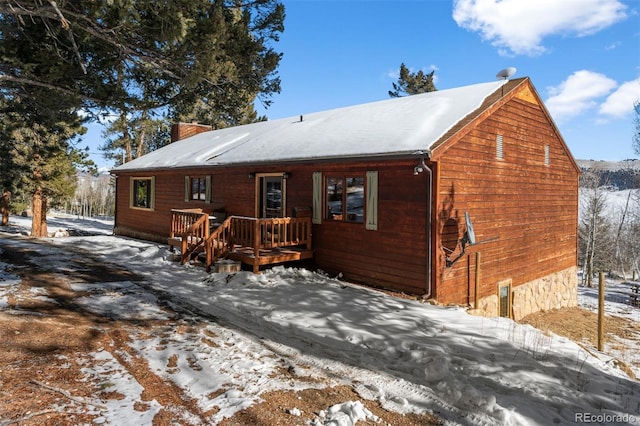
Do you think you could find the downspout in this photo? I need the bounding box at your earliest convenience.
[413,151,433,298]
[425,164,433,298]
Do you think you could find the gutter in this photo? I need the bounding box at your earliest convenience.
[110,150,435,175]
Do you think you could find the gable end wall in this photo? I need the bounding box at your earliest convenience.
[432,94,579,313]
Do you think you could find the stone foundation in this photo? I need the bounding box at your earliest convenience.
[114,226,166,244]
[468,266,578,320]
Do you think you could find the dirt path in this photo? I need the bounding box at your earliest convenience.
[0,236,441,425]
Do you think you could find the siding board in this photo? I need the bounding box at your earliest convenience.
[431,83,578,305]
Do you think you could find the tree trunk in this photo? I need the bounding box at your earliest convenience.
[587,227,595,288]
[1,190,9,226]
[137,129,146,159]
[30,190,48,237]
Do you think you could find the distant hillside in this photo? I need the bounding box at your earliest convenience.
[576,159,640,171]
[576,159,640,190]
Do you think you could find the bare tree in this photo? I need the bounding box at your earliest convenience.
[621,189,640,279]
[579,170,615,286]
[66,173,115,219]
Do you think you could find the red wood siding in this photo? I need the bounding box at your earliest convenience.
[431,94,579,305]
[312,160,430,295]
[115,160,431,294]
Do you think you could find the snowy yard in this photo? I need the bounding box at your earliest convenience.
[0,214,639,425]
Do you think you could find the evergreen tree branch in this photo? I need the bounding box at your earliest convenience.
[47,0,87,74]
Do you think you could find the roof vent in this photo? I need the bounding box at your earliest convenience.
[544,145,550,165]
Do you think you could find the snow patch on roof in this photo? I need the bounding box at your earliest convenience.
[113,80,507,171]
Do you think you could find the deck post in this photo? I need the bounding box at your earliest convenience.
[598,272,605,351]
[253,218,260,272]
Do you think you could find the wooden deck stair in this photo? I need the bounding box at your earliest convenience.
[169,209,313,273]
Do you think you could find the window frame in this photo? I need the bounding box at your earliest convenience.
[498,279,512,318]
[254,173,287,218]
[130,176,155,211]
[190,176,207,201]
[324,174,365,224]
[184,175,212,204]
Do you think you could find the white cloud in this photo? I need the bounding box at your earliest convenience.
[605,41,622,50]
[545,70,617,122]
[598,79,640,118]
[452,0,627,56]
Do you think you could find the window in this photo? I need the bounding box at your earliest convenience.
[191,177,206,200]
[184,175,211,203]
[130,177,155,210]
[326,176,364,223]
[498,280,512,318]
[313,171,377,228]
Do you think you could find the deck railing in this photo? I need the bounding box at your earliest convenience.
[169,209,210,264]
[230,216,311,247]
[170,210,313,270]
[169,209,206,238]
[204,216,234,269]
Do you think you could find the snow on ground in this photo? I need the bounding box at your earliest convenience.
[1,214,640,425]
[578,278,640,378]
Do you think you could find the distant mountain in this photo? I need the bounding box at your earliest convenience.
[576,159,640,171]
[576,159,640,190]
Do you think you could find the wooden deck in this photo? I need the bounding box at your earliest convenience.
[169,209,313,273]
[227,246,314,267]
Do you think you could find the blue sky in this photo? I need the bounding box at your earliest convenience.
[85,0,640,170]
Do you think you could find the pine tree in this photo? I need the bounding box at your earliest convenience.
[389,63,437,97]
[0,6,96,235]
[0,0,284,226]
[0,1,285,163]
[0,93,95,236]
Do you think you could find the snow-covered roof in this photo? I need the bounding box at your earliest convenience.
[113,79,508,172]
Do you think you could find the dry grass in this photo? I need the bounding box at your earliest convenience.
[520,306,640,379]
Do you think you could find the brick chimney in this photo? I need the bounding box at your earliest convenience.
[170,122,213,142]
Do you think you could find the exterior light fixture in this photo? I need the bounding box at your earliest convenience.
[414,157,428,175]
